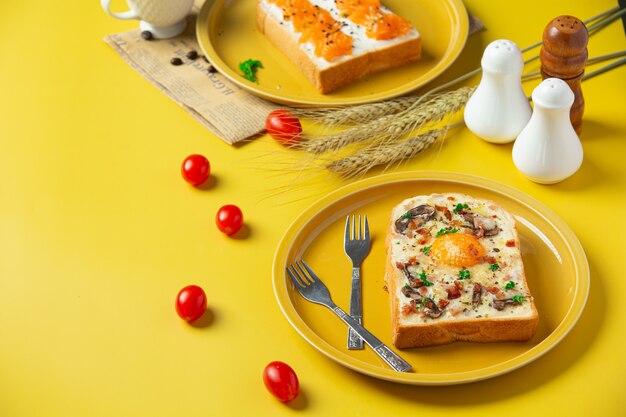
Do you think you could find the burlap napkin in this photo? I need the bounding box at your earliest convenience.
[104,1,279,145]
[104,1,483,145]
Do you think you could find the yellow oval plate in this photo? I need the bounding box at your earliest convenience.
[272,171,589,385]
[196,0,468,106]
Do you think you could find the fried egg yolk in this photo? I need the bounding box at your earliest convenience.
[429,233,485,267]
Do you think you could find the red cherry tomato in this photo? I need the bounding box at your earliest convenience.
[263,361,299,402]
[216,205,243,236]
[175,285,207,322]
[181,154,210,186]
[265,110,302,146]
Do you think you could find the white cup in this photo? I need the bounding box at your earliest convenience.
[101,0,194,39]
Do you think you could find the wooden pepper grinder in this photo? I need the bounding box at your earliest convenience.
[540,15,589,135]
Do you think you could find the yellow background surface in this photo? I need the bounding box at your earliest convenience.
[1,0,625,416]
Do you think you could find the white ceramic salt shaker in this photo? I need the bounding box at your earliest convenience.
[512,78,583,184]
[464,40,532,144]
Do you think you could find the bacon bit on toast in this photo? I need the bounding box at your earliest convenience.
[406,257,418,266]
[402,300,417,316]
[483,255,497,265]
[446,282,462,299]
[506,240,516,247]
[435,205,452,221]
[472,283,482,305]
[448,307,462,317]
[486,286,506,299]
[438,299,449,309]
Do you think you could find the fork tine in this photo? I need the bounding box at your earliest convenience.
[359,214,363,240]
[300,259,318,283]
[364,215,370,242]
[353,215,357,240]
[291,261,309,287]
[295,261,312,285]
[344,215,350,243]
[286,265,305,289]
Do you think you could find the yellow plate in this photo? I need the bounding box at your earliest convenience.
[196,0,469,106]
[272,171,590,385]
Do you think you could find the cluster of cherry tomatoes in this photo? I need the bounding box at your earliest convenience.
[174,110,303,402]
[176,154,244,324]
[181,154,244,236]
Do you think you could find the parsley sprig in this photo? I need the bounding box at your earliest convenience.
[512,295,525,303]
[489,263,500,271]
[505,281,515,290]
[422,245,431,255]
[419,272,434,286]
[436,228,458,237]
[453,203,469,214]
[458,269,471,280]
[239,59,263,83]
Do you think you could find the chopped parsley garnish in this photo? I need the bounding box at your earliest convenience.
[489,263,500,271]
[453,203,469,214]
[505,281,516,290]
[458,269,471,280]
[401,211,412,219]
[422,245,431,255]
[512,295,524,303]
[436,228,458,237]
[404,284,411,290]
[419,272,434,286]
[239,59,263,83]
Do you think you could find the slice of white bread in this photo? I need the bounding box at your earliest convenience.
[256,0,421,94]
[385,193,539,348]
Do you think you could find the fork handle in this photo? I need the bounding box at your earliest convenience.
[348,267,364,350]
[330,304,412,372]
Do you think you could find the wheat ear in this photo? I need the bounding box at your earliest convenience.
[299,87,474,154]
[327,128,446,178]
[292,95,418,126]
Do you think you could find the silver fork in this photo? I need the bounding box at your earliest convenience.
[287,260,412,373]
[344,215,371,350]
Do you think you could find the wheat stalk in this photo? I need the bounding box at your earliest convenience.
[292,95,418,126]
[299,86,474,154]
[327,128,446,177]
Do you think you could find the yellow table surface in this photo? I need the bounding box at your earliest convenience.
[1,0,625,415]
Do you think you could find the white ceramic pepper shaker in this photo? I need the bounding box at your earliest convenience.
[464,40,532,143]
[512,78,583,184]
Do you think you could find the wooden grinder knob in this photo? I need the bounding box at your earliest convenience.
[540,15,588,134]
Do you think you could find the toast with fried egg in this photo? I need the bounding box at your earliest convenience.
[385,193,539,348]
[256,0,421,93]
